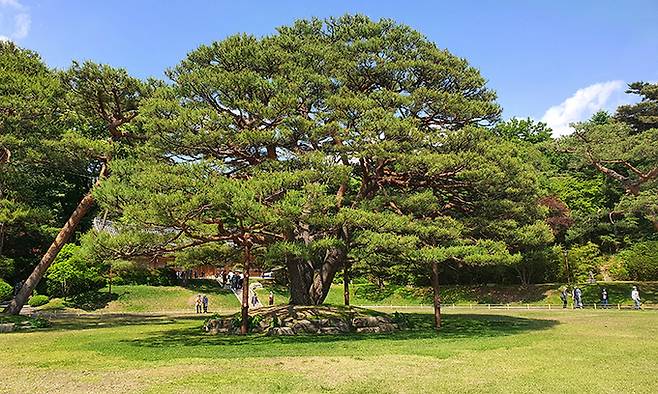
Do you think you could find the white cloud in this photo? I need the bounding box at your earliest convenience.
[13,12,29,38]
[0,0,23,8]
[0,0,30,41]
[541,80,625,137]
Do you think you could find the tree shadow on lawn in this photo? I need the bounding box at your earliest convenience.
[182,279,234,296]
[121,313,558,357]
[356,283,559,304]
[40,313,207,331]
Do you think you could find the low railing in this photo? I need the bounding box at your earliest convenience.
[357,303,657,310]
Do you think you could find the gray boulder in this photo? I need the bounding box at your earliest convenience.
[269,327,295,336]
[291,319,318,334]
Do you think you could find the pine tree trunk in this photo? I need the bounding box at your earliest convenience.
[343,261,350,306]
[240,243,252,335]
[4,191,96,315]
[432,260,442,329]
[286,247,345,305]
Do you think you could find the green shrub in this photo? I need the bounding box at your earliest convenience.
[606,256,629,280]
[0,278,12,302]
[617,241,658,281]
[30,316,51,328]
[230,314,263,330]
[565,242,603,282]
[0,256,15,279]
[110,261,176,286]
[28,294,49,307]
[46,244,105,298]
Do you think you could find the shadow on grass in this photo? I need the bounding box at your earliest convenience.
[39,313,207,331]
[122,313,558,352]
[182,279,234,296]
[351,283,561,305]
[63,291,119,311]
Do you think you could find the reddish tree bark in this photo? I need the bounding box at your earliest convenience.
[431,260,442,329]
[240,240,252,335]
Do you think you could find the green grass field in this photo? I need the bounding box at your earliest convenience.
[1,309,657,393]
[36,281,658,315]
[262,281,658,307]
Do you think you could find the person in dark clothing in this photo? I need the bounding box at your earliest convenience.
[574,287,583,309]
[601,288,609,309]
[202,294,209,313]
[13,280,24,296]
[560,288,569,309]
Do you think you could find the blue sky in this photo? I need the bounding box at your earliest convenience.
[2,0,657,135]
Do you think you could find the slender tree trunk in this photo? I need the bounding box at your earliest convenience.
[4,163,106,315]
[431,260,441,329]
[341,224,350,306]
[240,242,252,335]
[4,191,96,315]
[343,261,350,306]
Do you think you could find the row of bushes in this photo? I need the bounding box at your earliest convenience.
[565,240,658,282]
[39,244,178,302]
[0,279,50,307]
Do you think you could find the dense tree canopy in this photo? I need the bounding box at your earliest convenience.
[2,16,657,328]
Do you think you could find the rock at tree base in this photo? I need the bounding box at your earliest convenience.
[269,327,295,336]
[0,323,16,333]
[203,305,399,336]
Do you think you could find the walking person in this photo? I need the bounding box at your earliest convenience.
[560,287,569,309]
[631,286,642,310]
[268,291,274,306]
[202,294,209,313]
[230,272,237,290]
[251,291,259,307]
[574,287,583,309]
[195,294,202,314]
[600,288,609,309]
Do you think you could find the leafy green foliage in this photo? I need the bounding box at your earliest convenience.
[108,260,176,286]
[617,241,658,280]
[27,294,49,307]
[615,82,658,132]
[565,242,603,282]
[0,278,12,301]
[493,118,552,144]
[45,244,105,298]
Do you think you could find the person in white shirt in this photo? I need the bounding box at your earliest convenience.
[631,286,641,310]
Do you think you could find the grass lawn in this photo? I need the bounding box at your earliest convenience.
[37,281,658,315]
[40,281,239,314]
[265,281,658,307]
[1,309,657,393]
